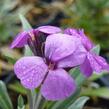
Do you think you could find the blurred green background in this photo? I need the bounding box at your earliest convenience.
[1,0,109,109]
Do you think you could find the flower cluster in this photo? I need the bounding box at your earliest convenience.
[11,26,109,101]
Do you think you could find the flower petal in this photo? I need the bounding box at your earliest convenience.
[41,69,76,101]
[64,28,80,37]
[45,33,81,62]
[79,29,94,50]
[94,55,109,70]
[87,52,109,73]
[57,42,86,68]
[64,28,94,51]
[10,31,29,48]
[11,26,61,49]
[80,56,93,77]
[37,25,62,34]
[14,56,48,89]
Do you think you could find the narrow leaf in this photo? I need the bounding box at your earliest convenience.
[17,95,25,109]
[91,44,100,55]
[68,96,89,109]
[0,81,13,109]
[70,67,86,86]
[81,87,109,99]
[19,14,32,31]
[24,45,33,56]
[5,56,16,64]
[69,67,80,79]
[8,82,27,95]
[19,14,33,56]
[89,72,107,81]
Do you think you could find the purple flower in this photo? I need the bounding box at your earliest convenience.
[11,25,62,48]
[64,28,109,77]
[14,33,86,100]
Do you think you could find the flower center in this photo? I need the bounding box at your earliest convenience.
[45,58,56,70]
[48,62,55,70]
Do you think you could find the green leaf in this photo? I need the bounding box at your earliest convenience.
[5,56,16,64]
[89,72,107,81]
[19,14,32,31]
[8,82,27,95]
[24,45,33,56]
[19,14,33,56]
[75,73,86,86]
[70,67,86,86]
[81,87,109,99]
[0,80,13,109]
[69,67,81,79]
[17,95,25,109]
[68,96,89,109]
[91,44,100,55]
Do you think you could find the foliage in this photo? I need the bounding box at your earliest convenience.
[17,95,25,109]
[0,0,31,42]
[67,96,89,109]
[81,87,109,99]
[0,81,13,109]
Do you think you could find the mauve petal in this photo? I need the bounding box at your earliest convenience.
[41,69,76,101]
[10,31,29,48]
[94,55,109,70]
[45,33,81,62]
[57,42,86,68]
[80,56,93,77]
[64,28,94,51]
[64,28,79,37]
[88,53,109,73]
[37,25,62,34]
[11,26,61,49]
[79,29,94,50]
[14,56,48,89]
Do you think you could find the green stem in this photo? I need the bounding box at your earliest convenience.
[32,90,38,109]
[27,90,33,109]
[27,90,37,109]
[34,92,42,109]
[27,89,47,109]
